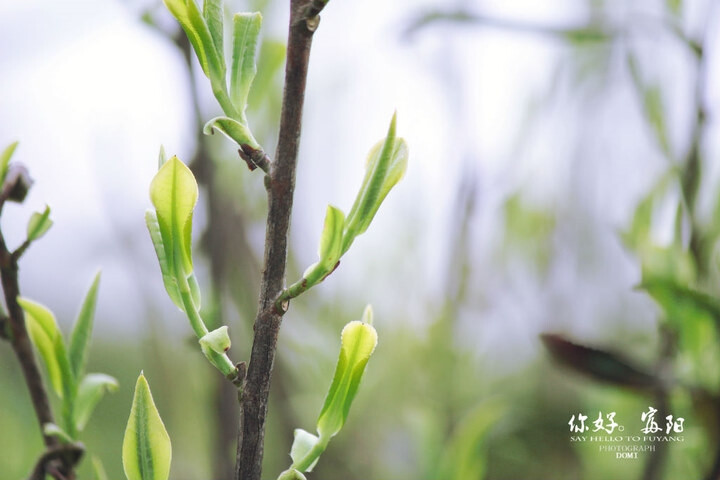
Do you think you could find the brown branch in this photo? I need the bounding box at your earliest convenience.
[0,218,77,479]
[235,1,316,479]
[27,443,83,480]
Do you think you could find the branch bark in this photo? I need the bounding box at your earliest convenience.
[0,209,76,479]
[235,1,317,478]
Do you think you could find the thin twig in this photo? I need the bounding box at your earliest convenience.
[27,443,84,480]
[236,1,316,479]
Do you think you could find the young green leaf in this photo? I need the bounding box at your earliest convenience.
[316,310,378,442]
[145,211,183,311]
[277,469,308,480]
[203,0,225,65]
[203,116,260,149]
[230,13,262,115]
[26,205,53,242]
[163,0,224,84]
[290,429,321,472]
[285,205,345,298]
[75,373,119,432]
[0,141,18,185]
[19,298,72,397]
[199,325,231,355]
[68,272,101,378]
[149,156,198,282]
[123,373,172,480]
[157,146,168,170]
[343,113,408,253]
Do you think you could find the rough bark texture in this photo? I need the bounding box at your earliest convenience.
[235,1,317,478]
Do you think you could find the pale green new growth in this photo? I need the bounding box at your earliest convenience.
[280,115,408,304]
[123,373,172,480]
[20,298,70,398]
[316,315,377,441]
[75,373,119,432]
[26,206,53,242]
[21,277,117,439]
[204,116,260,150]
[68,272,101,378]
[283,308,378,476]
[231,13,262,117]
[343,113,408,253]
[149,156,198,281]
[0,141,18,184]
[43,423,73,443]
[200,325,231,355]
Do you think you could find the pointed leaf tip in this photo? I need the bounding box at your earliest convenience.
[123,373,171,480]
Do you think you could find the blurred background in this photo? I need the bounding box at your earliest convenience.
[1,0,719,478]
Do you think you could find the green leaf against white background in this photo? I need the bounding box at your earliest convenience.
[68,272,101,378]
[123,373,172,480]
[203,116,260,149]
[230,12,262,115]
[26,205,53,242]
[343,114,408,253]
[149,156,198,281]
[19,297,72,398]
[163,0,224,82]
[0,141,18,185]
[316,309,378,442]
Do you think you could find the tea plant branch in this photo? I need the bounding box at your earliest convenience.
[27,443,84,480]
[0,194,78,478]
[236,1,316,478]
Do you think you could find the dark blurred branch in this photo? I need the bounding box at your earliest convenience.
[0,170,77,479]
[237,1,316,478]
[27,443,83,480]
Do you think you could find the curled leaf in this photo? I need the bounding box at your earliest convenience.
[290,429,320,472]
[316,313,378,441]
[343,113,408,253]
[145,211,183,311]
[199,325,231,355]
[123,373,172,480]
[203,116,260,149]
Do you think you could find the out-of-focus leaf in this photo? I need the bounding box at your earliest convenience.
[75,373,119,432]
[667,0,682,15]
[248,39,286,112]
[145,211,183,310]
[123,373,172,480]
[541,333,659,390]
[20,298,73,398]
[92,455,110,480]
[640,245,696,287]
[149,156,198,281]
[277,469,307,480]
[640,277,720,325]
[68,272,101,378]
[43,423,73,443]
[317,307,378,441]
[230,13,262,115]
[628,55,671,159]
[26,205,53,242]
[204,116,260,149]
[290,429,320,472]
[0,141,18,184]
[438,400,506,480]
[343,113,408,253]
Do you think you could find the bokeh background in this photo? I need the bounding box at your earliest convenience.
[1,0,720,478]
